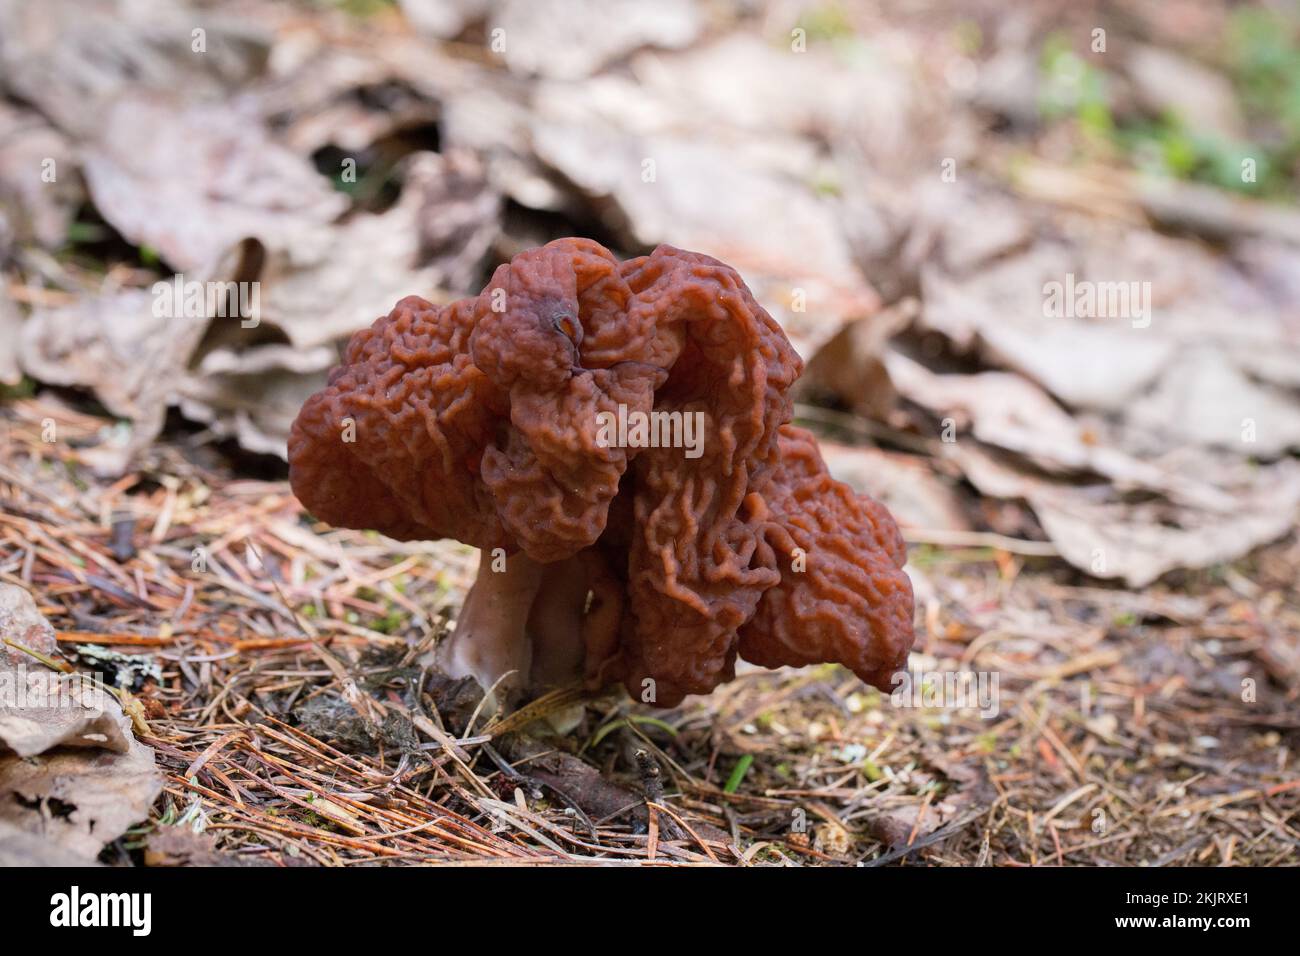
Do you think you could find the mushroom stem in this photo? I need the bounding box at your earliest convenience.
[527,557,590,689]
[435,549,622,708]
[435,549,545,701]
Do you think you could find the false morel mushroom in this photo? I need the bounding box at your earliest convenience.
[290,238,914,707]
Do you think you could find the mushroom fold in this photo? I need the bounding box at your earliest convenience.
[290,238,914,707]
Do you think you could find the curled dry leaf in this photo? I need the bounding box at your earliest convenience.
[441,84,574,211]
[884,350,1234,510]
[0,819,98,866]
[886,352,1300,583]
[0,294,21,386]
[0,675,131,759]
[144,826,275,867]
[0,0,270,138]
[0,584,161,859]
[21,146,499,466]
[1128,347,1300,457]
[0,580,58,664]
[82,92,347,277]
[172,150,501,458]
[951,445,1300,588]
[819,442,970,534]
[533,83,877,356]
[492,0,701,80]
[920,188,1300,455]
[861,791,977,855]
[796,301,915,422]
[18,288,209,474]
[249,30,466,158]
[250,150,500,351]
[397,0,490,40]
[0,736,161,860]
[0,102,83,249]
[179,344,338,459]
[637,33,928,173]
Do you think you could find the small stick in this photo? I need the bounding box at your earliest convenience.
[57,630,176,646]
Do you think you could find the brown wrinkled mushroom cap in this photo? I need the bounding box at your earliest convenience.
[290,238,913,707]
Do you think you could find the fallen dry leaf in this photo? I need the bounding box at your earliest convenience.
[0,580,58,665]
[533,81,877,356]
[0,736,161,860]
[492,0,700,80]
[0,0,270,138]
[1128,347,1300,457]
[170,150,501,458]
[0,675,130,759]
[144,826,274,867]
[797,301,914,421]
[951,445,1300,587]
[0,818,98,866]
[18,287,209,474]
[83,92,347,277]
[1126,44,1244,143]
[0,294,21,385]
[0,102,83,249]
[819,441,970,533]
[179,344,337,459]
[913,186,1300,451]
[397,0,490,40]
[249,150,499,352]
[635,33,928,172]
[0,584,161,859]
[441,83,574,211]
[885,350,1235,510]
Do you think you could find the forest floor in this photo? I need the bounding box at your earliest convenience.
[3,0,1299,866]
[2,395,1296,866]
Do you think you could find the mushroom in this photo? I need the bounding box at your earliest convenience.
[289,238,913,708]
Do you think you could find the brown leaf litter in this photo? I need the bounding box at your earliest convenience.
[0,0,1298,866]
[0,582,162,862]
[0,398,1295,866]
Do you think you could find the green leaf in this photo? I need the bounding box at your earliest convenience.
[588,718,627,749]
[626,715,679,737]
[724,754,755,793]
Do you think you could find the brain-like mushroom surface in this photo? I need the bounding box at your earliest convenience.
[290,238,913,707]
